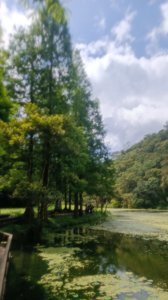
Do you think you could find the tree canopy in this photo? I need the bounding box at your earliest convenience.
[0,0,115,221]
[114,126,168,208]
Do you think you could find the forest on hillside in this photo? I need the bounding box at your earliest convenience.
[0,0,115,221]
[114,125,168,208]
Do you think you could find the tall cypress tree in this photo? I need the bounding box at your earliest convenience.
[8,0,76,220]
[1,0,115,219]
[0,28,12,122]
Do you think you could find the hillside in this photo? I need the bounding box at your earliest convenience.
[114,126,168,208]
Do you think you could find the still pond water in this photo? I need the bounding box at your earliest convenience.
[5,212,168,300]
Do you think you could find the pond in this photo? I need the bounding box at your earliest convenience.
[4,211,168,300]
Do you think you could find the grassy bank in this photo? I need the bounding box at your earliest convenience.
[1,211,107,245]
[47,211,107,229]
[0,207,25,216]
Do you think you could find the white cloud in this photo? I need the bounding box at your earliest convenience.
[147,2,168,53]
[111,10,136,43]
[110,0,120,10]
[98,17,106,30]
[94,15,106,31]
[149,0,157,5]
[1,1,167,152]
[0,1,31,46]
[159,2,168,33]
[76,34,168,151]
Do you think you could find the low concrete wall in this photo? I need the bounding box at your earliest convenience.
[0,232,12,300]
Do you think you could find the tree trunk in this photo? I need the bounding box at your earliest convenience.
[79,192,83,216]
[24,134,34,223]
[27,133,34,182]
[42,138,50,187]
[68,187,72,211]
[39,137,50,221]
[24,202,34,223]
[55,199,61,212]
[24,58,36,223]
[64,180,68,211]
[74,192,79,216]
[38,198,48,221]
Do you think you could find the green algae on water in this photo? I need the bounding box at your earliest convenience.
[37,244,168,300]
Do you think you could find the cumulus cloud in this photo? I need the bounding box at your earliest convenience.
[147,2,168,54]
[0,1,31,46]
[111,10,136,43]
[94,15,106,31]
[76,33,168,151]
[110,0,120,9]
[148,0,157,5]
[1,1,168,152]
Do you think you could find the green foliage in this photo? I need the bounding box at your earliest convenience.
[0,0,115,220]
[0,47,12,121]
[0,207,25,216]
[115,126,168,208]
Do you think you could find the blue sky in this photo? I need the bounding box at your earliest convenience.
[64,0,168,56]
[1,0,168,151]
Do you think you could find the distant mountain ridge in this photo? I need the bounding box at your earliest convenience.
[114,126,168,208]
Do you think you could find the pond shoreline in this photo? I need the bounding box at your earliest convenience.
[4,209,168,300]
[92,209,168,241]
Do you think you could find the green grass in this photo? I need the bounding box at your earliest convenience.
[0,207,25,216]
[1,211,107,242]
[47,211,107,229]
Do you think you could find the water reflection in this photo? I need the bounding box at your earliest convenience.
[51,228,168,290]
[94,231,168,290]
[5,227,168,300]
